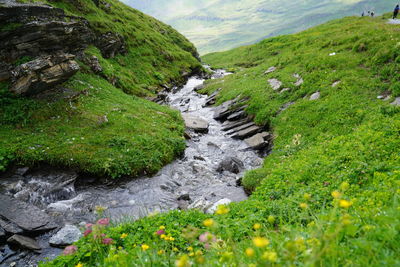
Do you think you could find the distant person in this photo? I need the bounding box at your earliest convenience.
[394,5,400,19]
[371,11,375,17]
[361,11,365,17]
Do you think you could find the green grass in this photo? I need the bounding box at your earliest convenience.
[41,14,400,266]
[0,0,202,177]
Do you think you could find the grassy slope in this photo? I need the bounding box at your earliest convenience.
[44,15,400,266]
[0,0,202,177]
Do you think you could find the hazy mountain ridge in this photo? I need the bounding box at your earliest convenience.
[122,0,398,54]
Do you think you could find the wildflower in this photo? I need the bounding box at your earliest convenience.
[253,237,270,248]
[169,237,175,241]
[203,218,214,227]
[341,214,352,225]
[63,245,78,255]
[158,250,165,255]
[303,193,311,200]
[189,252,195,257]
[75,263,83,267]
[199,232,216,243]
[160,234,167,239]
[299,203,308,209]
[120,233,128,239]
[85,223,93,229]
[195,250,203,256]
[245,248,255,257]
[173,247,179,252]
[253,223,261,230]
[159,226,165,230]
[83,228,92,237]
[331,191,342,199]
[97,218,110,226]
[340,181,350,191]
[262,251,278,262]
[102,238,113,245]
[215,205,230,215]
[141,244,150,251]
[175,255,190,267]
[156,229,165,235]
[196,256,205,264]
[95,205,107,214]
[187,247,193,251]
[268,215,275,224]
[339,199,352,208]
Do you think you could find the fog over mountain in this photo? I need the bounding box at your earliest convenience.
[122,0,398,54]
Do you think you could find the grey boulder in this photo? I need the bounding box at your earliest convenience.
[49,225,82,247]
[217,157,244,174]
[182,114,209,133]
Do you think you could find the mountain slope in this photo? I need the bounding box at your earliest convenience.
[44,14,400,266]
[123,0,399,54]
[0,0,202,177]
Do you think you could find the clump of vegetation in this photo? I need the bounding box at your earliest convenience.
[0,0,202,177]
[42,14,400,266]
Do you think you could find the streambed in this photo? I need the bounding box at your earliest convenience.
[0,70,263,266]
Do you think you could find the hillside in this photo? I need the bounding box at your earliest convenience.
[123,0,399,54]
[43,13,400,267]
[0,0,202,178]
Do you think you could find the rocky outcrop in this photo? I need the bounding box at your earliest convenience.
[0,20,94,62]
[268,78,282,91]
[0,2,65,24]
[96,32,127,58]
[310,91,321,100]
[10,53,80,95]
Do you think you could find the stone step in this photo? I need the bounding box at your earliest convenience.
[244,132,272,150]
[227,109,247,121]
[226,121,256,135]
[221,118,251,131]
[231,125,263,139]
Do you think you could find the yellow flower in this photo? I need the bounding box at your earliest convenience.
[175,255,190,267]
[141,244,150,251]
[303,193,311,200]
[262,251,278,262]
[189,252,195,257]
[203,218,214,227]
[168,236,175,241]
[253,223,261,230]
[268,215,275,224]
[158,250,165,255]
[331,191,342,199]
[195,250,203,256]
[248,264,257,267]
[75,264,83,267]
[216,205,230,215]
[245,248,255,257]
[159,226,165,230]
[120,233,128,239]
[340,181,350,191]
[160,234,166,239]
[299,203,308,209]
[341,214,352,225]
[173,247,179,252]
[253,237,270,248]
[196,256,205,264]
[187,246,193,251]
[339,199,352,208]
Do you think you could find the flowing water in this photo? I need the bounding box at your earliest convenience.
[0,71,263,265]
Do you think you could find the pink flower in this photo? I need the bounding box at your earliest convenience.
[63,245,78,255]
[83,228,92,237]
[199,232,215,243]
[86,223,93,229]
[97,218,110,226]
[156,229,165,235]
[102,238,113,245]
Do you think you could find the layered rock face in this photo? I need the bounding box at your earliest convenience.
[0,0,126,96]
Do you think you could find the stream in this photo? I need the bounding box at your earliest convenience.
[0,70,263,266]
